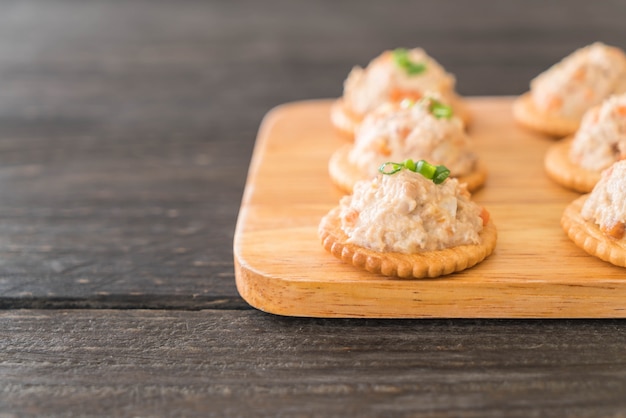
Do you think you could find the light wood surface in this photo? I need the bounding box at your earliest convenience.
[234,97,626,318]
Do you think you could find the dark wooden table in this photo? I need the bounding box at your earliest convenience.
[2,1,626,416]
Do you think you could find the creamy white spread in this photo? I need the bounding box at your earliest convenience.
[339,169,484,253]
[570,94,626,171]
[347,98,476,178]
[581,160,626,239]
[343,48,456,118]
[530,42,626,120]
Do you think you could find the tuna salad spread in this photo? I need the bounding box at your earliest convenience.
[569,93,626,171]
[338,167,485,253]
[581,160,626,240]
[348,97,476,179]
[342,48,457,119]
[530,42,626,121]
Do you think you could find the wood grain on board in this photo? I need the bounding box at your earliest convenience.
[234,97,626,318]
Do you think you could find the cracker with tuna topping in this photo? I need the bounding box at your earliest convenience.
[332,48,470,140]
[513,93,580,137]
[544,137,600,193]
[561,161,626,267]
[513,43,626,137]
[562,196,626,267]
[319,206,497,278]
[319,164,497,279]
[329,97,486,194]
[545,93,626,192]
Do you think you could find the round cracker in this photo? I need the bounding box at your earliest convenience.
[331,96,472,140]
[562,196,626,267]
[319,206,497,279]
[512,93,579,137]
[544,137,601,193]
[330,99,360,140]
[328,144,488,194]
[327,144,366,194]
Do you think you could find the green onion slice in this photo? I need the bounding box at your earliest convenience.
[379,159,450,184]
[378,162,404,175]
[392,48,427,76]
[420,97,453,119]
[433,165,451,184]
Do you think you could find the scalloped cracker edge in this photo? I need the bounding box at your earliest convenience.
[513,93,579,137]
[561,196,626,267]
[318,206,497,279]
[544,137,601,193]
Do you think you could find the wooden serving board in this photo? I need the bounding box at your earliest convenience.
[234,97,626,318]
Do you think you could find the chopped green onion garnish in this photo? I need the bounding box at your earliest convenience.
[403,158,416,171]
[378,159,450,184]
[420,97,453,119]
[378,162,404,175]
[431,102,453,119]
[392,48,427,76]
[415,159,437,179]
[433,165,451,184]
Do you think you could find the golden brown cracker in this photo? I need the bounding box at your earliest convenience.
[331,96,472,140]
[330,99,360,140]
[328,144,488,194]
[454,159,488,194]
[544,137,600,193]
[562,196,626,267]
[327,144,364,194]
[318,206,497,279]
[513,93,579,137]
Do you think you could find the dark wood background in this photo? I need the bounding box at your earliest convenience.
[1,0,625,416]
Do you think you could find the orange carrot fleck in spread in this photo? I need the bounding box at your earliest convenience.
[573,67,586,81]
[547,95,563,111]
[376,139,392,156]
[343,209,359,225]
[389,88,422,103]
[603,221,625,240]
[479,207,490,226]
[397,126,411,140]
[616,106,626,116]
